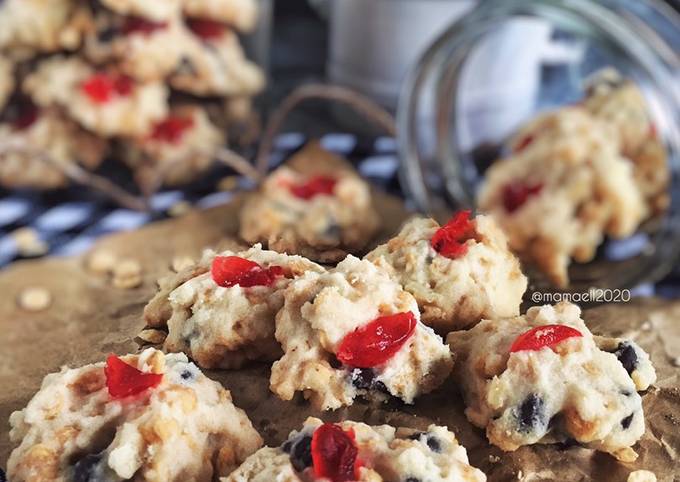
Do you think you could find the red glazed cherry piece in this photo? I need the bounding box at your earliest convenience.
[431,210,475,259]
[311,423,360,482]
[82,73,134,103]
[510,324,583,353]
[502,182,543,213]
[211,256,284,288]
[290,175,337,200]
[150,115,195,144]
[337,312,417,368]
[122,16,167,35]
[105,355,163,399]
[187,18,227,40]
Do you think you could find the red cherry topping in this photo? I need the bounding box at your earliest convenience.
[187,18,226,40]
[337,312,417,368]
[502,182,543,213]
[290,175,338,200]
[121,16,167,35]
[514,133,535,152]
[311,423,360,482]
[12,102,40,130]
[430,210,475,259]
[81,73,134,104]
[104,355,163,399]
[211,256,284,288]
[150,115,195,144]
[510,324,583,353]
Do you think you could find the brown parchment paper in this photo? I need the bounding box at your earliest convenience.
[1,144,679,481]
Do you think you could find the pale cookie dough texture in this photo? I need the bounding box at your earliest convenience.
[123,104,224,187]
[7,348,263,482]
[0,107,107,189]
[24,56,168,138]
[479,107,647,287]
[447,302,656,462]
[224,417,486,482]
[183,0,259,32]
[584,69,669,214]
[144,244,325,369]
[0,57,14,111]
[0,0,90,57]
[99,0,182,22]
[240,166,381,263]
[270,255,452,411]
[366,215,527,333]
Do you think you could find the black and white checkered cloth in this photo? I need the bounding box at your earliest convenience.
[0,133,401,267]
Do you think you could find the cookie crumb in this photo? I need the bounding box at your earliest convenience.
[168,201,192,217]
[171,255,195,272]
[11,228,48,257]
[640,321,652,331]
[112,259,143,289]
[86,249,117,274]
[488,455,501,463]
[137,329,167,345]
[18,287,52,312]
[627,470,656,482]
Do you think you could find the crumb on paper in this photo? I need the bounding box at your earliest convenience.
[112,259,143,289]
[11,227,48,257]
[17,287,52,312]
[168,200,192,217]
[171,255,194,272]
[627,470,657,482]
[86,249,117,274]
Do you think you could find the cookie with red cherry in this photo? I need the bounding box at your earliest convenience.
[182,0,259,33]
[23,55,168,138]
[0,102,107,189]
[366,211,527,333]
[7,348,262,482]
[270,255,452,411]
[122,104,224,187]
[446,301,656,462]
[240,163,381,264]
[143,244,325,369]
[224,417,486,482]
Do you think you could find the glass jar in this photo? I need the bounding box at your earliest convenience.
[398,0,680,292]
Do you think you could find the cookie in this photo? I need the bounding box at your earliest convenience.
[447,302,656,462]
[7,348,263,481]
[366,212,527,333]
[0,0,90,58]
[0,57,14,111]
[584,69,669,214]
[84,11,190,82]
[170,22,264,97]
[183,0,259,32]
[24,56,168,138]
[122,104,224,187]
[240,164,381,263]
[0,104,107,189]
[224,417,486,482]
[270,255,452,411]
[143,244,325,369]
[99,0,182,23]
[478,107,646,287]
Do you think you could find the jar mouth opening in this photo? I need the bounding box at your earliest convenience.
[397,0,680,292]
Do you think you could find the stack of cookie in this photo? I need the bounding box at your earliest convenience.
[0,0,264,190]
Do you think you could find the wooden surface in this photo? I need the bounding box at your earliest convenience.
[1,148,679,481]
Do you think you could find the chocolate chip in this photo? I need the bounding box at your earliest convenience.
[405,478,421,482]
[621,412,635,429]
[281,440,293,453]
[289,435,313,472]
[180,370,193,380]
[407,431,424,441]
[426,436,441,453]
[350,368,374,389]
[97,27,117,42]
[516,394,547,433]
[614,342,638,375]
[0,467,6,482]
[72,453,103,482]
